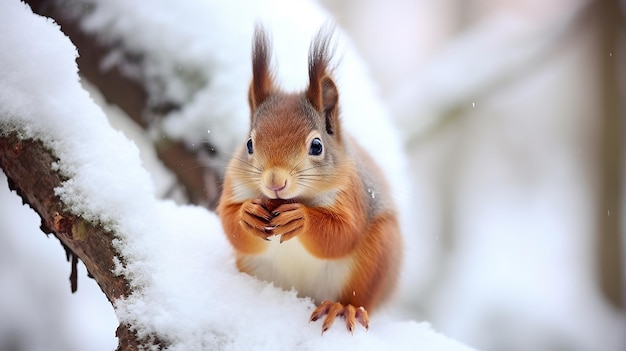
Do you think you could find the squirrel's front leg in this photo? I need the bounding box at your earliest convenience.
[269,203,308,243]
[220,199,273,254]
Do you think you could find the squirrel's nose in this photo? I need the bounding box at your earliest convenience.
[267,181,286,192]
[262,170,289,198]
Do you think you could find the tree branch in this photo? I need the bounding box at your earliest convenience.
[597,0,624,309]
[26,0,221,209]
[0,133,163,350]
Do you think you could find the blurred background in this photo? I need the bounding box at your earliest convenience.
[319,0,626,349]
[1,0,625,350]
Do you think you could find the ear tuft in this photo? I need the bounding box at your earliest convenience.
[306,25,341,138]
[249,25,274,114]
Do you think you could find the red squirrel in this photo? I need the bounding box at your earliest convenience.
[218,26,402,334]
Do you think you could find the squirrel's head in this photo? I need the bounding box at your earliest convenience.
[235,25,348,202]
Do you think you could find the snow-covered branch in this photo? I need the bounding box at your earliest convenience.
[0,134,153,350]
[0,134,126,300]
[27,0,221,208]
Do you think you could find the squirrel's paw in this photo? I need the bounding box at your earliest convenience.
[269,203,306,243]
[310,301,369,334]
[240,199,274,240]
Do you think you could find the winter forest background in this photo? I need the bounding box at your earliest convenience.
[1,0,625,350]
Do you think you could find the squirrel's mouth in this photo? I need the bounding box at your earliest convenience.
[260,189,286,200]
[261,178,289,199]
[272,188,285,199]
[266,190,291,200]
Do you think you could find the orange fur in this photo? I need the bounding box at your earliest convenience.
[217,26,402,333]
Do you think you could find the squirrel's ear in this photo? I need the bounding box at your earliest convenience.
[317,75,339,136]
[249,25,274,115]
[306,28,340,139]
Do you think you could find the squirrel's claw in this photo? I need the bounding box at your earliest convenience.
[270,202,306,241]
[344,304,356,333]
[310,300,332,322]
[355,306,370,330]
[279,230,298,243]
[310,301,369,334]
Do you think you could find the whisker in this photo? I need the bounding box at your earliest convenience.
[174,164,212,176]
[227,165,262,175]
[293,160,352,175]
[230,156,263,173]
[297,172,351,179]
[290,157,307,175]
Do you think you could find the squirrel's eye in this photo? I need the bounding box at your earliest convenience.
[309,138,323,156]
[246,138,253,154]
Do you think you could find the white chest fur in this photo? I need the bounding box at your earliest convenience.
[240,236,354,303]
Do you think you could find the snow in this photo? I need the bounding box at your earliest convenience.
[0,0,470,350]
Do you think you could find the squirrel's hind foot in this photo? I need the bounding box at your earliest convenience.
[310,301,369,335]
